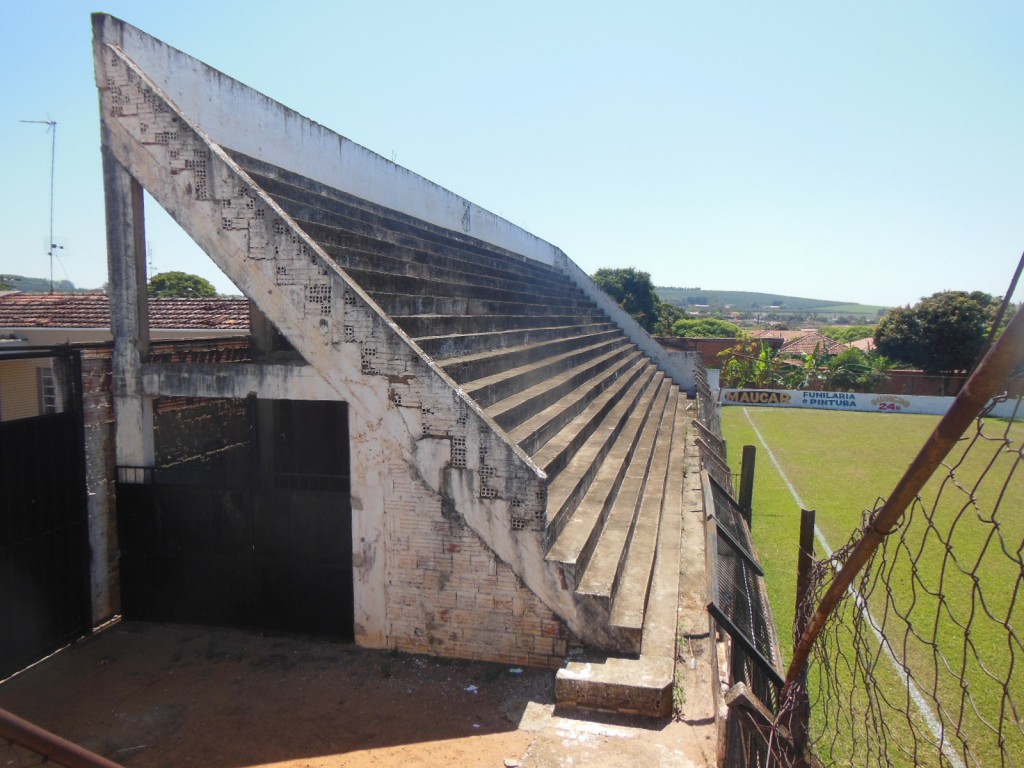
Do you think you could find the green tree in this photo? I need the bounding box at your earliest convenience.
[672,317,742,338]
[820,324,876,343]
[653,300,685,336]
[718,340,783,388]
[874,291,999,374]
[0,275,12,291]
[148,271,218,298]
[823,347,894,391]
[592,267,659,332]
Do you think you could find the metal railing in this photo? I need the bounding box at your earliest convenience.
[0,707,123,768]
[696,358,794,765]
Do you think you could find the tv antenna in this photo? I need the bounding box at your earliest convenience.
[20,119,61,293]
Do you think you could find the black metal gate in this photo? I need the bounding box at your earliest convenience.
[0,349,91,679]
[115,399,353,640]
[116,472,353,638]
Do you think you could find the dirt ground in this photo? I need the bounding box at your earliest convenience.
[0,621,718,768]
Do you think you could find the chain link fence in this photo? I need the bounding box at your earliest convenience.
[790,380,1023,767]
[774,300,1024,767]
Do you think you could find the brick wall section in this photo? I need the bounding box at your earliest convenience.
[80,348,119,622]
[872,370,967,397]
[386,456,574,668]
[153,397,251,468]
[657,336,782,368]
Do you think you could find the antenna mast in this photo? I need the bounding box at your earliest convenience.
[20,119,60,293]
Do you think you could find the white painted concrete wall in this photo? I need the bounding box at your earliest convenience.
[94,14,559,268]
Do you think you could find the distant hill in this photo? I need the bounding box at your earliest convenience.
[656,287,887,322]
[0,275,80,293]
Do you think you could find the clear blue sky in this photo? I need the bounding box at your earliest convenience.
[2,1,1021,307]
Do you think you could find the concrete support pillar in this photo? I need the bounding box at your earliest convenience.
[249,301,276,360]
[103,146,154,468]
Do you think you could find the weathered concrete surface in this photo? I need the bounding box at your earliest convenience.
[555,404,717,723]
[0,622,718,767]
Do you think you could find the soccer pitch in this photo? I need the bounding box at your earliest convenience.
[720,406,1024,766]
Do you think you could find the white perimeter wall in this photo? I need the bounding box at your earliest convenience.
[720,388,1018,418]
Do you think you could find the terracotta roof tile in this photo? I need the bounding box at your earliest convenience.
[778,331,849,356]
[0,293,250,330]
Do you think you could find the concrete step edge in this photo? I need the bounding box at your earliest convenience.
[486,345,638,431]
[545,377,667,571]
[508,352,646,454]
[575,383,674,601]
[541,369,661,544]
[609,388,682,634]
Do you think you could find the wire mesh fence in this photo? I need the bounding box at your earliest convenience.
[790,381,1024,767]
[773,302,1024,767]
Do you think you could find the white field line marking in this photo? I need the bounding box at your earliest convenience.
[741,407,965,768]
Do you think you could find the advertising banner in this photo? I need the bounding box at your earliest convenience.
[719,389,954,415]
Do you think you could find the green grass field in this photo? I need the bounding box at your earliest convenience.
[721,406,1024,766]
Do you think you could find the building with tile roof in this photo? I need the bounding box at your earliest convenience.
[0,292,249,345]
[778,330,850,356]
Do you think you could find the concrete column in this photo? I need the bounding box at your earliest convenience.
[249,301,275,360]
[103,146,154,468]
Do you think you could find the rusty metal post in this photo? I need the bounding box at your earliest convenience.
[0,707,124,768]
[738,445,756,526]
[788,508,816,761]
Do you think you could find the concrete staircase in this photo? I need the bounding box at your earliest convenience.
[234,154,685,714]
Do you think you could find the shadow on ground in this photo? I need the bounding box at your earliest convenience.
[0,622,552,767]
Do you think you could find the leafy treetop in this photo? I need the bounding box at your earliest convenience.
[148,271,218,299]
[591,267,660,333]
[672,317,742,338]
[873,291,999,374]
[820,325,876,343]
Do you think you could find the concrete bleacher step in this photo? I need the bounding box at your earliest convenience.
[554,400,687,718]
[540,367,661,540]
[456,339,633,417]
[544,373,666,567]
[574,385,675,611]
[607,389,679,643]
[440,329,626,384]
[371,291,595,319]
[396,313,608,339]
[335,266,586,309]
[459,337,633,409]
[238,159,572,287]
[508,351,647,457]
[281,208,573,286]
[485,346,641,434]
[414,322,616,360]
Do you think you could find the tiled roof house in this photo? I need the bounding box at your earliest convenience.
[777,331,850,357]
[0,292,249,345]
